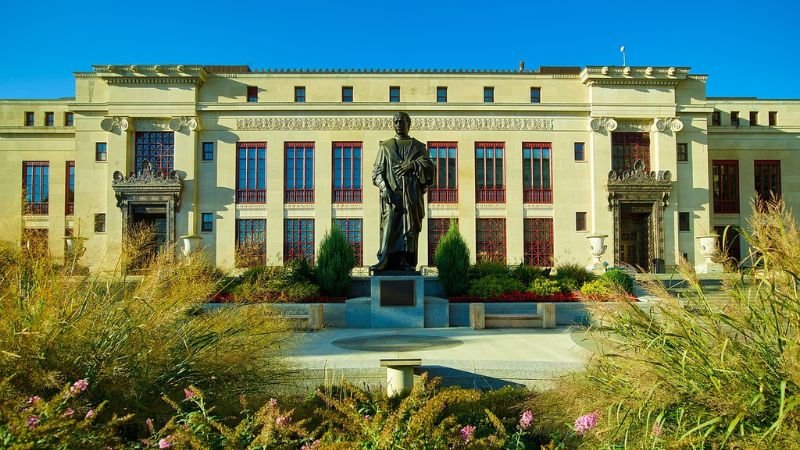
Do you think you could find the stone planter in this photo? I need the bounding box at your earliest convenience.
[179,235,202,257]
[586,234,608,273]
[695,234,723,273]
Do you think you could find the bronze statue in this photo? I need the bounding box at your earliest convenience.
[370,112,435,272]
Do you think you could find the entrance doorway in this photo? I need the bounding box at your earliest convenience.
[128,204,168,269]
[619,204,651,270]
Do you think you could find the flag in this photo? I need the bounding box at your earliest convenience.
[620,46,625,52]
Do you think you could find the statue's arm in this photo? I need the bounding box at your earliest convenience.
[412,143,436,187]
[371,145,391,196]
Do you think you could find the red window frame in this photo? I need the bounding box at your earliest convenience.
[428,218,457,266]
[334,218,363,266]
[524,218,553,267]
[246,86,258,102]
[332,142,362,203]
[65,161,75,215]
[476,218,506,263]
[522,142,553,204]
[135,132,174,173]
[284,218,315,263]
[754,160,781,202]
[235,219,266,267]
[23,161,49,215]
[64,112,74,127]
[428,142,458,203]
[475,142,505,203]
[712,160,739,213]
[44,112,54,127]
[285,142,315,203]
[24,112,34,126]
[611,132,650,172]
[236,142,267,204]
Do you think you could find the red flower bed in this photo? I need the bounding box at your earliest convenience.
[447,291,579,303]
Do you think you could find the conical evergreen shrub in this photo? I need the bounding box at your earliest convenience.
[316,224,355,296]
[435,220,471,296]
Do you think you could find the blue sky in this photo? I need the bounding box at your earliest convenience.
[2,0,798,99]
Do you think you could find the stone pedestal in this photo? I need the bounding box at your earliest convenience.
[380,358,421,397]
[370,275,425,328]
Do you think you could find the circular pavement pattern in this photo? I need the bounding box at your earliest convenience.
[332,334,464,352]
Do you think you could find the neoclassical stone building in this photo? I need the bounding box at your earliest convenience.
[0,64,797,273]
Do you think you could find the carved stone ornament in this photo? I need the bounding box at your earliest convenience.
[100,116,129,132]
[606,160,673,210]
[134,119,170,131]
[168,116,199,132]
[589,117,618,132]
[616,120,652,132]
[653,117,684,133]
[111,161,183,209]
[236,117,554,132]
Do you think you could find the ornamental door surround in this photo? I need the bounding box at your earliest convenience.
[606,160,672,272]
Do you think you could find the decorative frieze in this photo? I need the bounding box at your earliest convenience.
[236,117,555,132]
[134,119,170,131]
[589,117,618,132]
[616,120,651,132]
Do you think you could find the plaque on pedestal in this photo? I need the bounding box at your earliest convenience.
[370,275,425,328]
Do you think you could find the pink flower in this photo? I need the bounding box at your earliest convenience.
[183,388,196,399]
[651,421,662,437]
[63,407,75,418]
[158,436,172,448]
[268,398,278,407]
[300,440,321,450]
[27,415,40,429]
[26,396,42,406]
[70,378,89,394]
[519,410,534,430]
[574,411,599,435]
[85,409,95,420]
[275,415,290,427]
[364,414,371,421]
[146,418,154,433]
[460,424,476,442]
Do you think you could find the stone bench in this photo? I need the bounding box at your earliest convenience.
[380,358,422,396]
[282,304,324,330]
[470,303,556,329]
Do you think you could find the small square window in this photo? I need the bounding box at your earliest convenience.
[437,86,447,103]
[389,86,400,102]
[484,86,494,103]
[679,212,690,231]
[201,213,214,232]
[94,213,106,233]
[295,86,306,103]
[246,86,258,102]
[202,142,214,161]
[731,111,740,127]
[749,111,758,126]
[44,112,54,127]
[574,142,585,161]
[576,212,587,231]
[711,110,721,126]
[95,142,107,162]
[24,112,34,126]
[677,143,689,162]
[530,87,541,103]
[769,111,778,126]
[342,86,353,103]
[64,112,74,127]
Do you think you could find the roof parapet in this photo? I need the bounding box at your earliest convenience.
[93,65,208,86]
[581,66,690,86]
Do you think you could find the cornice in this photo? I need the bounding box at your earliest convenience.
[93,65,207,87]
[234,116,556,131]
[581,66,689,87]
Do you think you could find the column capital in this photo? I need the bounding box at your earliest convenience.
[589,117,618,132]
[100,116,129,133]
[653,117,683,133]
[168,116,200,133]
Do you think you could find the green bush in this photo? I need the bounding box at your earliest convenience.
[467,275,525,298]
[469,261,510,280]
[511,263,546,285]
[316,225,355,296]
[435,221,471,296]
[528,277,561,296]
[554,262,595,292]
[579,278,613,299]
[600,268,634,293]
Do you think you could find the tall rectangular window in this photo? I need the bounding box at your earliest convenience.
[483,86,494,103]
[285,142,314,203]
[44,112,54,127]
[611,132,650,172]
[522,142,552,204]
[677,143,689,162]
[201,213,214,232]
[389,86,400,102]
[731,111,740,127]
[65,161,75,215]
[294,86,306,103]
[95,142,107,162]
[236,142,267,203]
[436,86,447,103]
[749,111,758,126]
[476,218,506,263]
[23,161,49,215]
[24,112,34,126]
[576,212,587,231]
[428,142,458,203]
[524,218,553,267]
[712,160,740,213]
[711,110,721,126]
[334,218,363,266]
[94,213,106,233]
[135,132,174,173]
[769,111,778,126]
[236,219,266,267]
[428,218,457,266]
[679,212,690,231]
[475,142,505,203]
[754,160,781,202]
[202,142,214,161]
[342,86,353,103]
[64,112,74,127]
[530,87,541,103]
[574,142,585,161]
[284,218,314,263]
[246,86,258,102]
[333,142,362,203]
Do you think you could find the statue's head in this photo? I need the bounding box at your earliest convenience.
[393,112,411,137]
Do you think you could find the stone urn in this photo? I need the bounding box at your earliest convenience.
[695,234,723,273]
[179,235,202,257]
[586,234,608,272]
[63,236,87,273]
